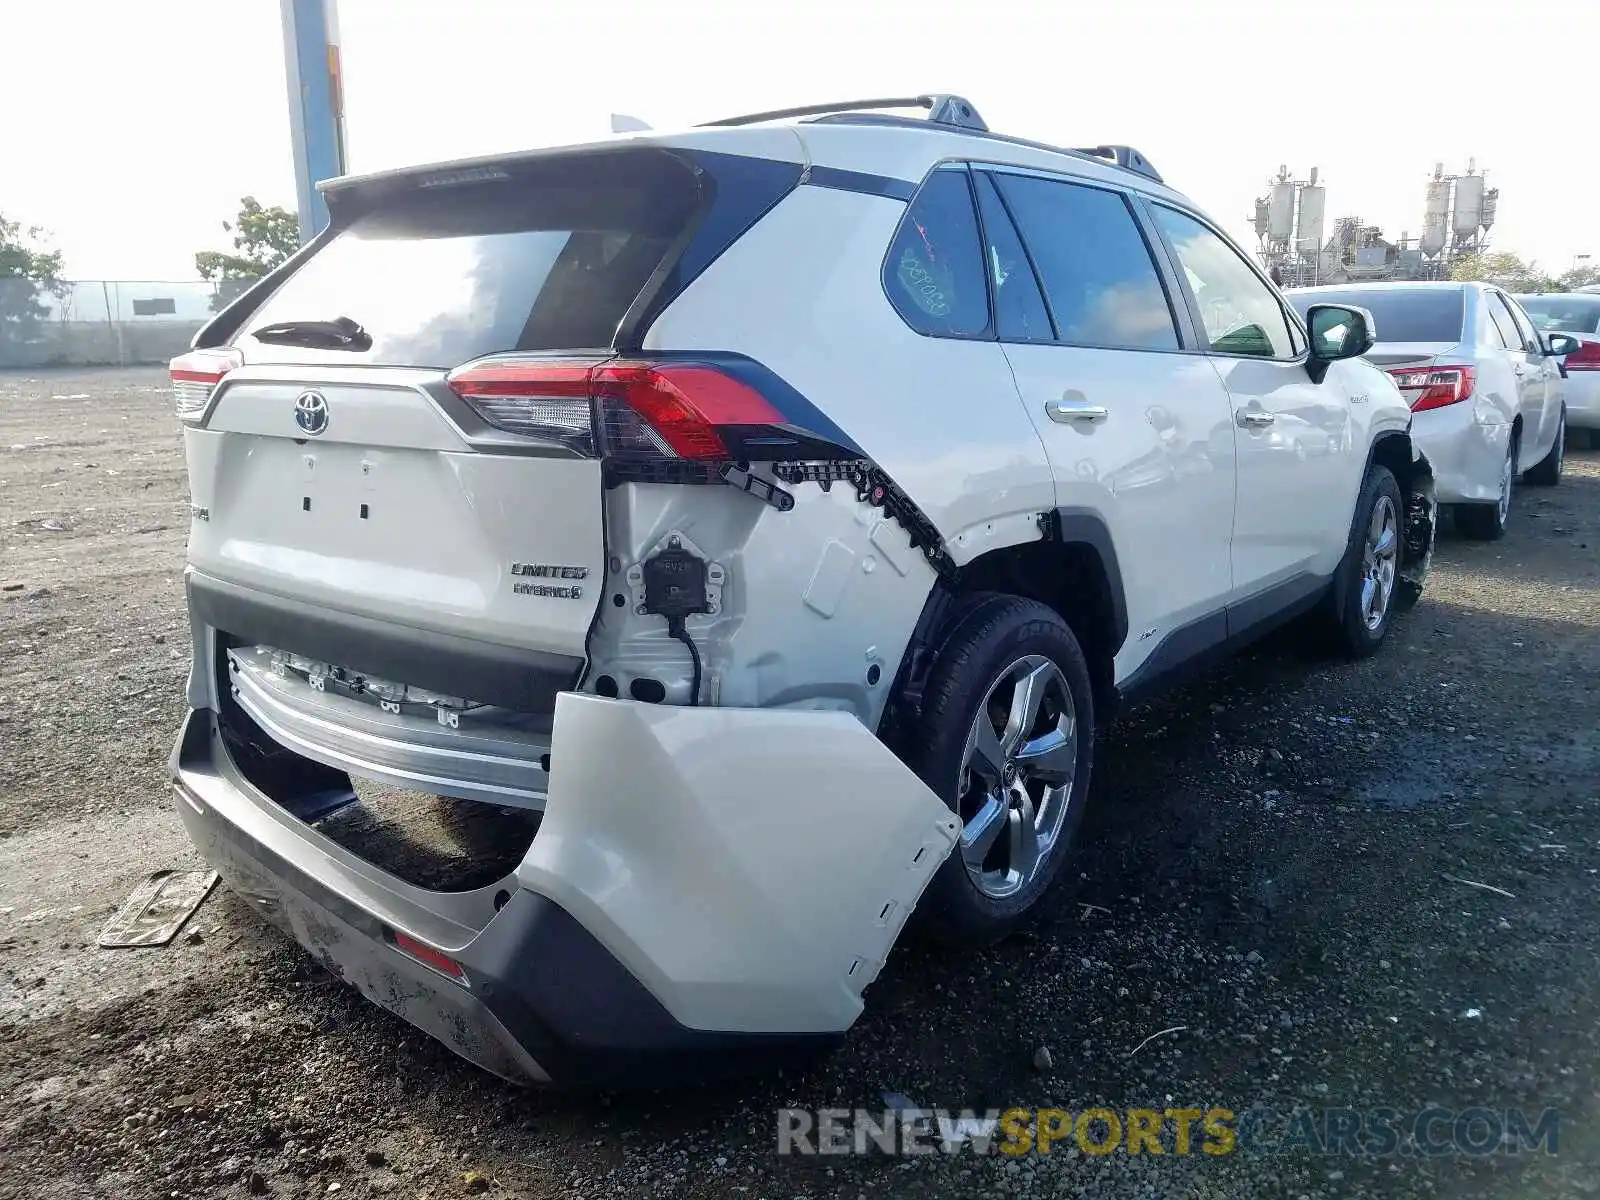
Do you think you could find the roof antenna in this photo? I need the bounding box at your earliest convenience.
[610,113,652,133]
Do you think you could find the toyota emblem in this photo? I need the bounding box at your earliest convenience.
[293,390,329,436]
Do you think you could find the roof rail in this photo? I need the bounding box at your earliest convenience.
[700,94,988,133]
[698,98,1163,186]
[1072,144,1164,185]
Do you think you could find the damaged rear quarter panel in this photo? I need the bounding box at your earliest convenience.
[585,476,941,727]
[590,182,1057,725]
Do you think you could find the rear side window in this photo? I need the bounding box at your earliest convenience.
[1501,296,1540,351]
[236,149,706,367]
[993,174,1179,350]
[1484,293,1523,350]
[973,173,1053,342]
[884,169,990,337]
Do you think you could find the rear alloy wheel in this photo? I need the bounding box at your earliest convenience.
[956,655,1078,903]
[1457,431,1516,540]
[1523,408,1565,487]
[904,596,1094,946]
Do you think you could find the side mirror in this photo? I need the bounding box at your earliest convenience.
[1543,332,1581,357]
[1304,303,1377,383]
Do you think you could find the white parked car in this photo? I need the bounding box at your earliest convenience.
[1515,292,1600,449]
[167,94,1437,1087]
[1289,282,1578,539]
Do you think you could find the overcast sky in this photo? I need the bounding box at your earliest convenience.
[5,0,1597,280]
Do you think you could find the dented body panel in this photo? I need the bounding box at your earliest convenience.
[171,679,955,1085]
[519,693,959,1033]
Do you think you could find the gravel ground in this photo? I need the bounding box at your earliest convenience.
[2,367,1598,1199]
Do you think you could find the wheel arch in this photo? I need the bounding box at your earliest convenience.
[878,509,1126,743]
[1366,429,1436,603]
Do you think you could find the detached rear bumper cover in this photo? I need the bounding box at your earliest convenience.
[171,694,957,1088]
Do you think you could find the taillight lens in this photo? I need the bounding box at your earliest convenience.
[446,357,790,461]
[1563,338,1600,371]
[446,358,599,451]
[389,930,467,984]
[169,347,243,421]
[593,364,783,460]
[1387,364,1476,413]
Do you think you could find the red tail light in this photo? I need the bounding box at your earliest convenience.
[168,347,243,421]
[595,363,784,460]
[1563,338,1600,372]
[446,357,787,461]
[1387,364,1476,413]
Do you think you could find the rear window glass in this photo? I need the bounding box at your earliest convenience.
[1287,288,1464,344]
[1515,296,1600,334]
[236,150,702,367]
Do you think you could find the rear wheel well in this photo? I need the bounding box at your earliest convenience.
[1368,430,1437,587]
[1370,431,1429,497]
[949,541,1120,716]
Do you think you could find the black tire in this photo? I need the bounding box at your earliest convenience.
[1523,409,1565,487]
[903,596,1095,947]
[1319,465,1406,659]
[1456,430,1517,541]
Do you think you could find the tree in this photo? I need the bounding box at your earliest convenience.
[195,197,299,308]
[1448,252,1554,292]
[1555,265,1600,293]
[0,214,65,357]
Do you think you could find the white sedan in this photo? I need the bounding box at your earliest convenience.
[1289,282,1578,539]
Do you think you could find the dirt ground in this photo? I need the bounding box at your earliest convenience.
[3,367,1598,1200]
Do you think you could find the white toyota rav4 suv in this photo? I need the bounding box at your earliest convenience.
[167,95,1436,1087]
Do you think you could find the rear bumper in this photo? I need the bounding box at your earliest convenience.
[1410,404,1508,505]
[1563,372,1600,428]
[171,690,956,1087]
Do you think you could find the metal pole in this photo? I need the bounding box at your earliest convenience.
[280,0,348,245]
[100,281,124,367]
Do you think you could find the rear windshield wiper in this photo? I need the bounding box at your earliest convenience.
[250,316,373,351]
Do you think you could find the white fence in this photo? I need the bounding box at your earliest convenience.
[0,279,257,369]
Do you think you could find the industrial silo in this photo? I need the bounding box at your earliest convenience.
[1268,181,1296,243]
[1421,179,1451,256]
[1295,184,1326,255]
[1453,174,1485,236]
